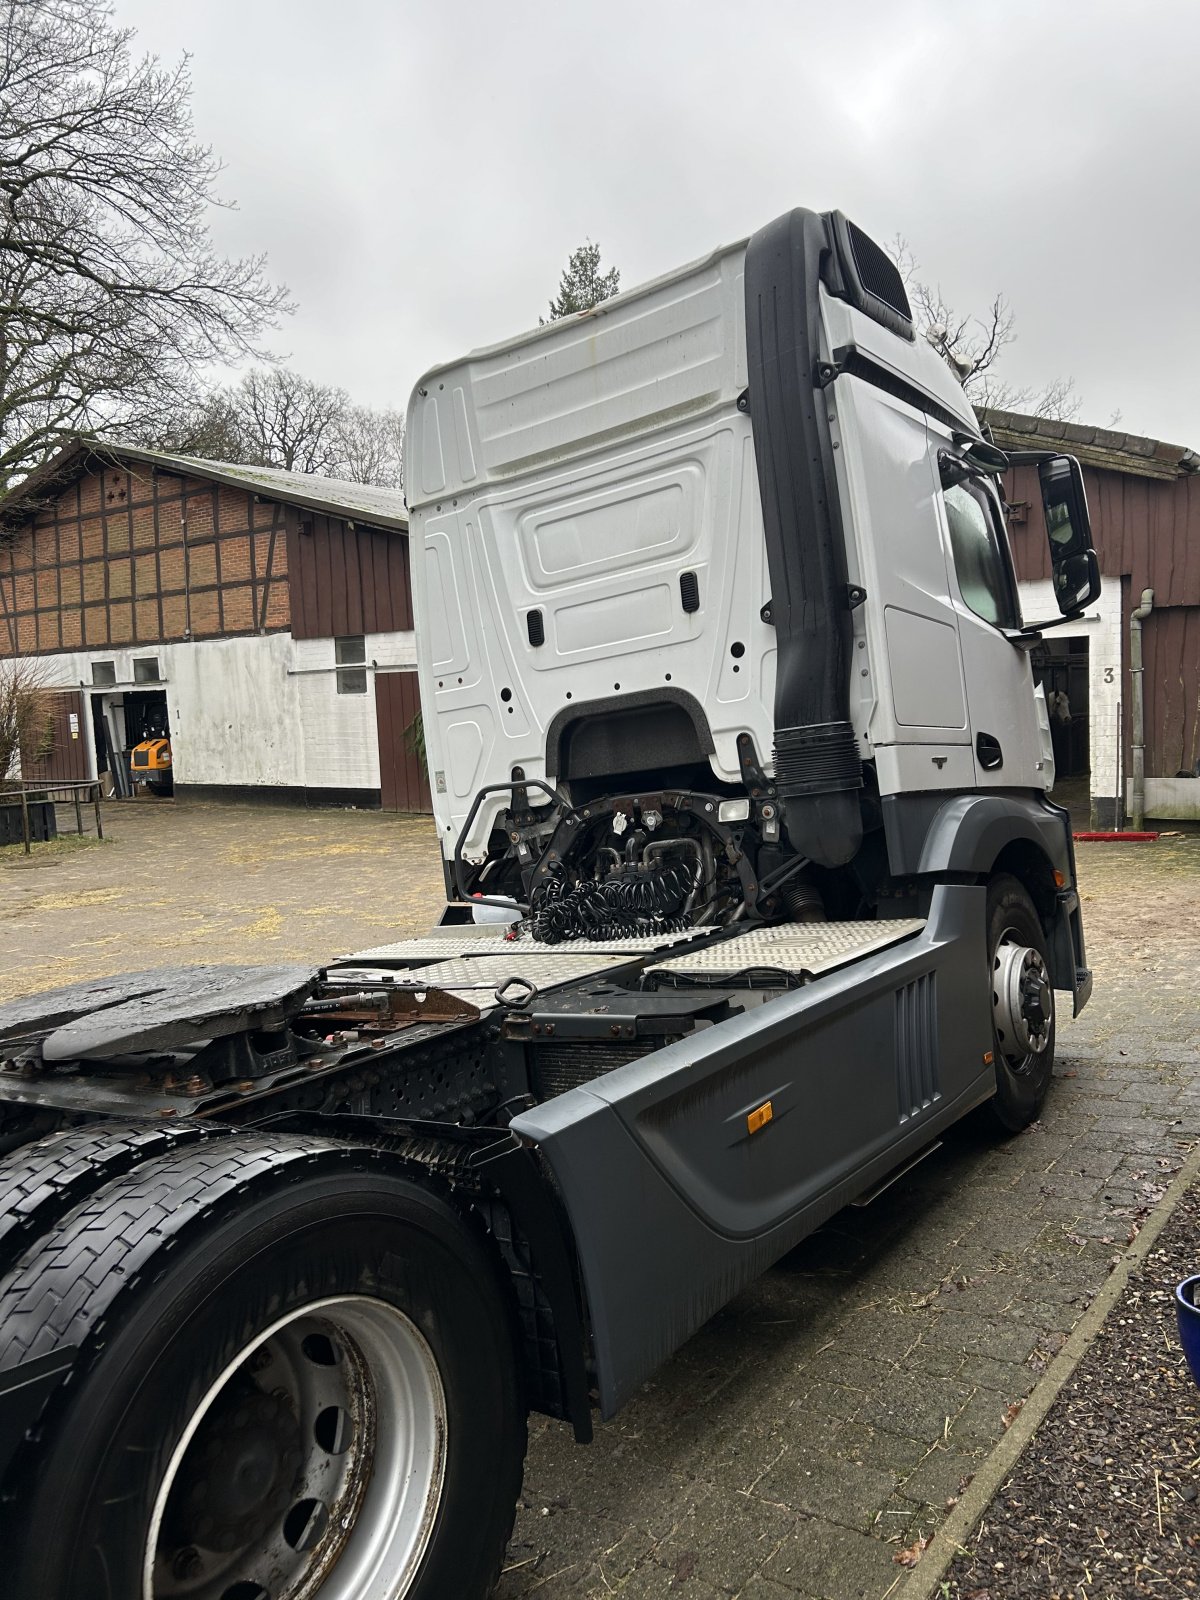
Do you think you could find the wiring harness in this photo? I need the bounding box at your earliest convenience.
[527,860,695,944]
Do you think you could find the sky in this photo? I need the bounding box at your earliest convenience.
[116,0,1200,447]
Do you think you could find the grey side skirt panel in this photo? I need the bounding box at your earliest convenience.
[511,884,992,1417]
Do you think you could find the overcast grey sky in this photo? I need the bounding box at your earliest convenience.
[118,0,1200,446]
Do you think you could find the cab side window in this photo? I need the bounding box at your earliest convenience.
[942,478,1019,630]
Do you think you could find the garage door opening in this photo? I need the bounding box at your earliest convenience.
[1038,638,1090,816]
[91,687,172,798]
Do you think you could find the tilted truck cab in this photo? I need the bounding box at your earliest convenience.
[409,205,1092,998]
[0,207,1096,1599]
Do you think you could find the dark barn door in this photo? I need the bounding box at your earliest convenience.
[375,671,432,813]
[22,689,90,782]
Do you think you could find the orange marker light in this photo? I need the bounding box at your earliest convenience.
[1053,870,1066,888]
[983,1050,994,1065]
[747,1101,774,1135]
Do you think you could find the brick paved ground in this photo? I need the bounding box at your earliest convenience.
[1,801,1197,1599]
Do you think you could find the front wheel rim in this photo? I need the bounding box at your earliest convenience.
[144,1294,447,1600]
[991,930,1053,1072]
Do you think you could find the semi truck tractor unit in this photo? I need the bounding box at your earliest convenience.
[0,206,1097,1600]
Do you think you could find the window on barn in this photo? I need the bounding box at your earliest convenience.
[133,657,161,683]
[91,661,116,686]
[335,635,368,695]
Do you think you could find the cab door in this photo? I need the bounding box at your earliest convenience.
[926,421,1046,788]
[830,375,975,796]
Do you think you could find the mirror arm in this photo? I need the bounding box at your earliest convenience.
[1003,628,1044,652]
[1016,611,1093,638]
[951,430,1010,473]
[1004,448,1064,467]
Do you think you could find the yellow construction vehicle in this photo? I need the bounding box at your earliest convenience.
[129,736,172,795]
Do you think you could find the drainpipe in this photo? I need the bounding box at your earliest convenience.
[1129,587,1154,830]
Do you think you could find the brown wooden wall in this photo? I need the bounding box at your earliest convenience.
[375,671,433,812]
[20,689,89,781]
[1006,462,1200,780]
[1005,462,1200,606]
[286,513,412,641]
[1142,606,1200,777]
[0,465,290,656]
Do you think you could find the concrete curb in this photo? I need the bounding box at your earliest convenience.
[894,1135,1200,1600]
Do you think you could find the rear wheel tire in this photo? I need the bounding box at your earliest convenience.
[985,874,1056,1134]
[0,1133,526,1600]
[0,1120,225,1276]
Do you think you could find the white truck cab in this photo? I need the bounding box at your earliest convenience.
[406,206,1097,965]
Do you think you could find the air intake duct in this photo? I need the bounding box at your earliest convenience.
[744,207,863,867]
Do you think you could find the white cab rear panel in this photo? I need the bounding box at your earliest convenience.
[407,227,1039,859]
[407,242,783,853]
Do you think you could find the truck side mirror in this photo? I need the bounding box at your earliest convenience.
[1053,546,1101,615]
[1039,456,1100,615]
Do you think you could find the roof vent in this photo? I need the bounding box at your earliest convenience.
[824,212,914,341]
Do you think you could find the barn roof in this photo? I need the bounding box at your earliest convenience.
[982,408,1200,483]
[0,438,409,536]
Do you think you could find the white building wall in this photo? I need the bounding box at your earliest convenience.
[1017,578,1122,812]
[28,628,418,794]
[291,631,419,791]
[167,635,303,787]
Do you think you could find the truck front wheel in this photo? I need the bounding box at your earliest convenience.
[985,873,1056,1133]
[0,1133,526,1600]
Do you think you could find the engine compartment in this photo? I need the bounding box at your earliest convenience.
[461,765,834,943]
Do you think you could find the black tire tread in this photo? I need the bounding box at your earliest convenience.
[0,1129,347,1370]
[0,1119,229,1281]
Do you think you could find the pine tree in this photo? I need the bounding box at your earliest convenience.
[544,241,620,322]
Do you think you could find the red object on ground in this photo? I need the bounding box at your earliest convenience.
[1072,831,1159,842]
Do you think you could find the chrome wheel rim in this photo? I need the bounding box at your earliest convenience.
[992,931,1053,1071]
[144,1295,447,1600]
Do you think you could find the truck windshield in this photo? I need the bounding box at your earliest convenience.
[942,477,1019,630]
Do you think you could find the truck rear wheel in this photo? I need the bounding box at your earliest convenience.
[0,1132,526,1600]
[985,874,1056,1133]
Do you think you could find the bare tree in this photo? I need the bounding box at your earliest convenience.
[157,366,406,488]
[0,655,53,785]
[890,237,1079,421]
[130,388,244,460]
[334,403,404,489]
[225,367,349,474]
[0,0,289,489]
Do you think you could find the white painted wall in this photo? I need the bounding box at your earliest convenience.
[290,633,418,791]
[1016,578,1123,805]
[1145,777,1200,820]
[25,629,418,793]
[167,634,303,786]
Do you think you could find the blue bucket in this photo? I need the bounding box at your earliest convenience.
[1176,1276,1200,1389]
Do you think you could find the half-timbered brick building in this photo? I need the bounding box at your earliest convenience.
[0,440,430,810]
